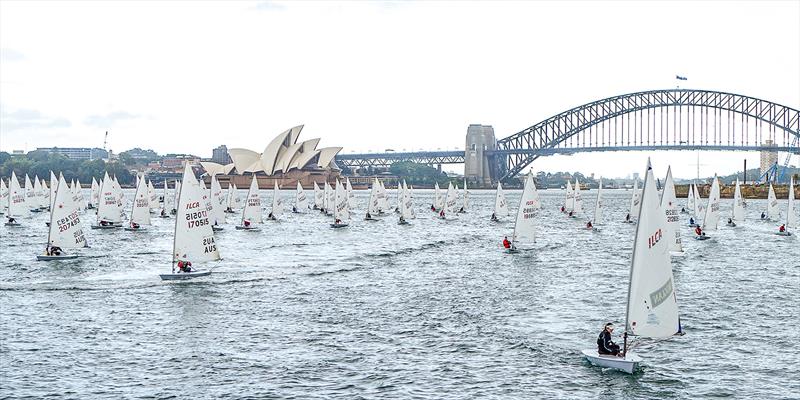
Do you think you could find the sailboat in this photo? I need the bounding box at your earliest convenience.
[224,182,238,213]
[365,179,379,221]
[506,173,538,252]
[625,177,640,223]
[89,177,99,209]
[160,164,219,280]
[398,181,413,225]
[440,182,456,219]
[236,174,262,231]
[37,173,88,261]
[31,176,44,212]
[124,174,151,231]
[312,182,323,210]
[661,167,684,256]
[5,172,28,226]
[776,176,795,236]
[294,181,307,213]
[323,181,333,215]
[268,181,283,221]
[48,172,58,212]
[492,182,508,221]
[686,184,695,216]
[696,175,720,240]
[172,180,181,215]
[571,179,582,218]
[25,175,39,213]
[729,179,744,227]
[75,179,86,211]
[457,179,469,213]
[564,180,574,214]
[395,182,402,213]
[766,183,779,221]
[0,179,8,215]
[589,178,603,231]
[331,179,350,228]
[583,159,682,374]
[159,179,171,218]
[689,183,705,226]
[346,178,356,211]
[432,182,442,212]
[209,174,226,231]
[377,180,389,213]
[92,172,123,229]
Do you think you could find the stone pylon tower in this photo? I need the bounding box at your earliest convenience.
[464,124,496,187]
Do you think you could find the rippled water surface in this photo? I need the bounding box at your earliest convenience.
[1,188,798,399]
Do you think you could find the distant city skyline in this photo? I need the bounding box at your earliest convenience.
[1,1,798,180]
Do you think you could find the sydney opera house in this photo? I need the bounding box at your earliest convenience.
[199,125,342,188]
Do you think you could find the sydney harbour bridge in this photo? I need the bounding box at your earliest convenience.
[334,89,800,184]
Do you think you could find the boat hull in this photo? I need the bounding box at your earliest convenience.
[123,227,147,231]
[212,226,224,232]
[330,223,349,228]
[91,225,121,230]
[5,222,21,227]
[37,254,79,261]
[726,222,736,227]
[670,251,686,257]
[776,231,792,236]
[582,349,641,374]
[159,270,212,280]
[234,226,260,231]
[694,235,710,241]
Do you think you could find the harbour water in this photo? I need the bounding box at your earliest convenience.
[1,188,798,399]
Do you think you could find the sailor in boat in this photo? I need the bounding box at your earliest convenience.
[439,209,446,219]
[243,219,251,228]
[100,220,112,227]
[761,211,766,220]
[597,323,623,357]
[176,260,193,273]
[430,204,436,212]
[268,212,275,221]
[130,222,140,230]
[502,236,511,250]
[694,225,706,238]
[226,206,234,213]
[292,205,298,213]
[568,210,574,218]
[561,205,566,213]
[779,224,786,233]
[491,212,498,222]
[399,216,406,224]
[45,245,64,256]
[681,207,686,213]
[727,217,735,226]
[689,217,695,226]
[458,206,465,213]
[586,221,593,229]
[160,209,166,217]
[625,213,631,223]
[6,216,17,224]
[335,218,342,225]
[365,212,372,220]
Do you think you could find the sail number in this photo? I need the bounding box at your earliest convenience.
[648,228,663,248]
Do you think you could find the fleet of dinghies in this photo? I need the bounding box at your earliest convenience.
[2,163,798,372]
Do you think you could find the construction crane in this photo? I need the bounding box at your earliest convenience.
[103,131,108,152]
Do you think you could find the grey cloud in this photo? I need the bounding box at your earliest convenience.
[0,48,24,62]
[84,111,142,128]
[0,105,71,132]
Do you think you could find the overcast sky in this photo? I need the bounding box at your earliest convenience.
[1,0,798,179]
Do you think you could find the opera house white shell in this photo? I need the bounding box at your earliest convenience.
[201,125,342,176]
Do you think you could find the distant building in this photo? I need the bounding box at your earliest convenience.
[35,147,108,160]
[760,140,778,177]
[211,145,232,165]
[162,154,201,170]
[464,124,496,186]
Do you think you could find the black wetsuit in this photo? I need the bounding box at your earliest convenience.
[597,330,621,355]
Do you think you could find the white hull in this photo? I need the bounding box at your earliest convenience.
[582,349,642,374]
[694,235,710,241]
[670,251,686,257]
[159,270,212,280]
[36,254,79,261]
[124,227,148,231]
[776,231,792,236]
[726,222,736,227]
[235,225,260,231]
[91,225,121,230]
[212,226,224,232]
[5,222,22,227]
[398,220,410,225]
[330,223,349,228]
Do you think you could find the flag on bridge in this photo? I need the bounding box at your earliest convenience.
[676,75,688,81]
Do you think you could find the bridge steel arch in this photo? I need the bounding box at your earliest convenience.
[494,89,800,182]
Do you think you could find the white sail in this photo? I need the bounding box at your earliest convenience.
[565,180,574,211]
[32,177,44,209]
[147,179,158,210]
[629,177,641,219]
[70,179,81,210]
[346,178,356,210]
[90,177,100,208]
[24,174,36,209]
[787,176,796,228]
[111,176,124,214]
[46,174,87,249]
[323,181,332,214]
[732,179,745,222]
[129,174,151,226]
[573,179,582,214]
[377,180,389,212]
[686,184,695,214]
[313,182,323,209]
[41,178,50,209]
[396,182,402,211]
[295,181,307,212]
[767,183,779,220]
[445,182,457,214]
[401,181,413,221]
[367,180,379,216]
[433,182,442,210]
[97,172,123,223]
[270,181,283,219]
[210,175,225,225]
[660,167,683,254]
[173,164,220,266]
[241,175,263,225]
[7,172,28,217]
[174,180,182,211]
[50,172,58,210]
[334,179,350,224]
[626,159,680,338]
[161,179,171,214]
[701,175,721,231]
[593,178,604,225]
[512,173,537,248]
[462,179,470,212]
[233,183,242,209]
[0,179,8,214]
[693,184,704,217]
[494,182,508,218]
